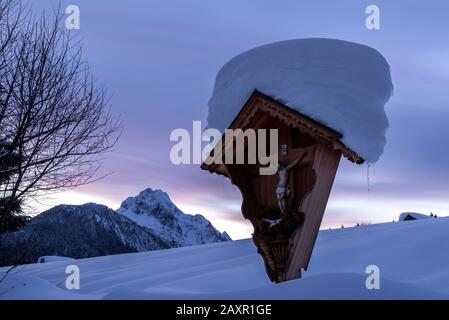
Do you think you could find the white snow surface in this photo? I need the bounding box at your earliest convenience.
[399,212,431,221]
[207,38,393,163]
[1,217,448,300]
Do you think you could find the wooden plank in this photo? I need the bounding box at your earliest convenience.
[225,164,260,219]
[284,144,341,280]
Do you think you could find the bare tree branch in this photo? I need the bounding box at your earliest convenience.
[0,1,121,232]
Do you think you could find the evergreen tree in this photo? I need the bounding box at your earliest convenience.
[0,140,29,234]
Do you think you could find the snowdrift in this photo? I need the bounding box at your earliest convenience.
[207,38,393,163]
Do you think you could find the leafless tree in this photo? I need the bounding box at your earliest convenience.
[0,1,121,233]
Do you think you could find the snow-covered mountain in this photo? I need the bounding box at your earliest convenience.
[0,203,175,266]
[117,188,231,246]
[0,189,230,266]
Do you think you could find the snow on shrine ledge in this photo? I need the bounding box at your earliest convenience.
[207,38,393,163]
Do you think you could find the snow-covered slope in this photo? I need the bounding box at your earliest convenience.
[117,188,231,246]
[2,216,448,299]
[207,38,393,163]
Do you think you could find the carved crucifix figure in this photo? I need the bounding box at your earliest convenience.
[276,152,307,215]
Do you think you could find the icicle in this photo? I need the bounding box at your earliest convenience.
[366,163,372,192]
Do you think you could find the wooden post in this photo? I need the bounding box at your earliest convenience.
[201,91,364,283]
[285,144,341,280]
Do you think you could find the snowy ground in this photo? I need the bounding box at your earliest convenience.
[1,217,448,300]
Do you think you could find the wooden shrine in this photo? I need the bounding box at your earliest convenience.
[201,90,364,283]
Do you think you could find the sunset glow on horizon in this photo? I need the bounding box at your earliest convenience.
[30,0,449,240]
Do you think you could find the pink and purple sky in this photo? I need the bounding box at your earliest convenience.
[35,0,449,239]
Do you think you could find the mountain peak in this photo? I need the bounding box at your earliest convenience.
[117,187,230,246]
[139,187,168,197]
[119,188,174,214]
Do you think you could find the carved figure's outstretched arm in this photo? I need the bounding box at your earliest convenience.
[286,151,308,170]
